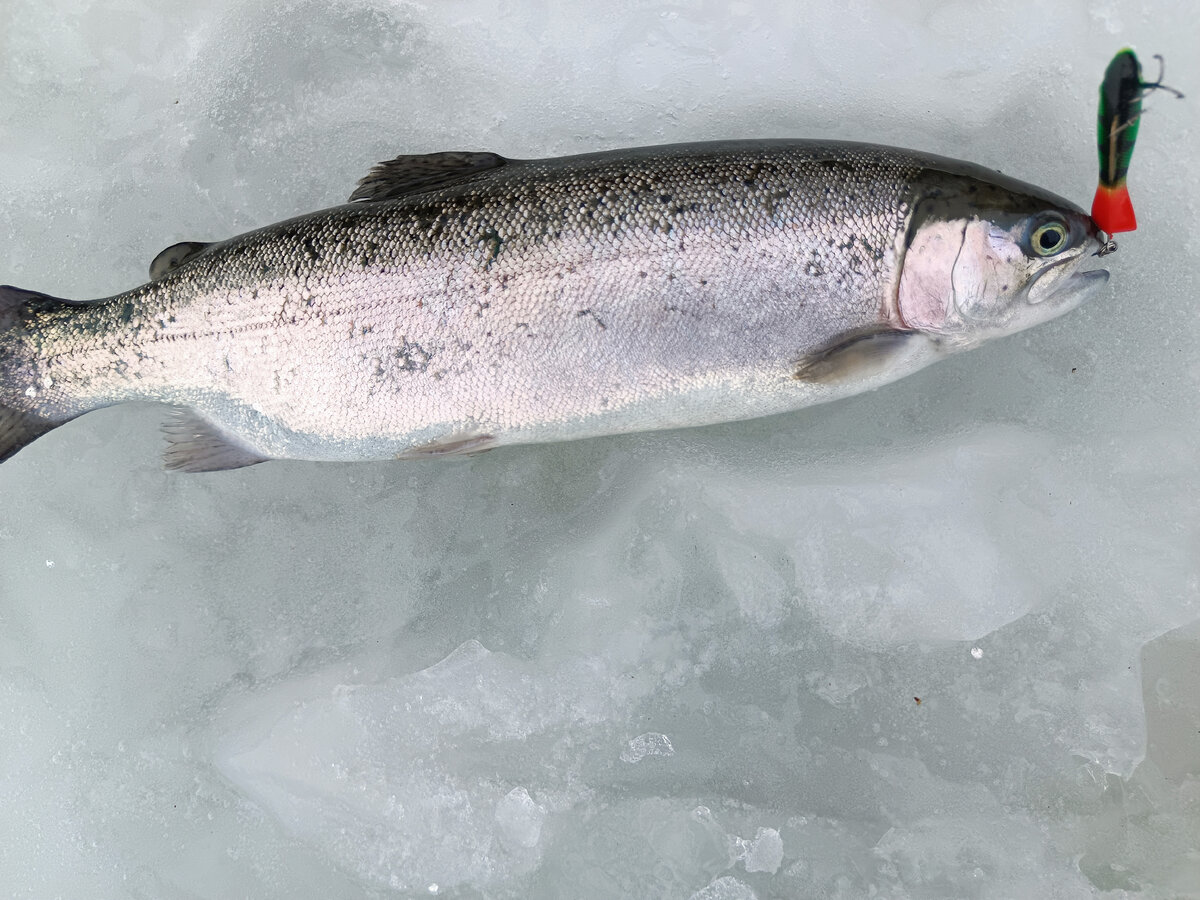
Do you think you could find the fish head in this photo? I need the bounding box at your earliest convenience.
[896,163,1110,347]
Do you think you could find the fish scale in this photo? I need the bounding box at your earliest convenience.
[0,139,1107,469]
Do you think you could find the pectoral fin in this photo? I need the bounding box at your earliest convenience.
[793,328,936,385]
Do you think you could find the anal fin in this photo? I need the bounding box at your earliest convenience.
[793,328,935,385]
[163,408,269,473]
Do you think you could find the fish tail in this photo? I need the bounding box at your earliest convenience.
[0,285,82,464]
[0,402,62,464]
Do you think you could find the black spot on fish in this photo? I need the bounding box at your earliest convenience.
[576,309,606,330]
[392,340,432,373]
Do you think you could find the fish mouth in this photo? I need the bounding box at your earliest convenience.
[1053,268,1110,309]
[1027,254,1110,306]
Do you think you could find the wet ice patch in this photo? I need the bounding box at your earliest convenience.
[705,427,1054,646]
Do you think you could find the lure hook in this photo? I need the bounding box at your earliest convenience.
[1142,55,1185,99]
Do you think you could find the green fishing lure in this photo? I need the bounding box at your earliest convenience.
[1091,49,1182,244]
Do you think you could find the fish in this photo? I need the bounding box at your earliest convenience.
[0,140,1109,471]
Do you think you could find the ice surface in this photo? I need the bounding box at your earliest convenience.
[2,0,1199,897]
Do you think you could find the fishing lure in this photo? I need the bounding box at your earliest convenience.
[1091,49,1182,252]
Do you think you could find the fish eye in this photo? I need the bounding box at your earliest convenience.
[1030,220,1069,257]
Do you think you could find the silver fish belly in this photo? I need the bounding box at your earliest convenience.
[0,140,1108,470]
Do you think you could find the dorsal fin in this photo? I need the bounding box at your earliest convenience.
[150,241,213,280]
[348,151,509,203]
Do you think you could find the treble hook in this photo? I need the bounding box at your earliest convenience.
[1141,54,1185,99]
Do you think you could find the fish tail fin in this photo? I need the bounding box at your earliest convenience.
[0,284,81,464]
[0,404,61,463]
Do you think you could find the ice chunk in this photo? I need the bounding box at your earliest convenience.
[739,827,783,875]
[688,876,758,900]
[495,787,546,850]
[621,732,676,763]
[214,636,671,891]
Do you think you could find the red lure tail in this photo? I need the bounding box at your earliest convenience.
[1091,183,1137,234]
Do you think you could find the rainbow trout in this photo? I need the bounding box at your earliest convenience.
[0,140,1108,470]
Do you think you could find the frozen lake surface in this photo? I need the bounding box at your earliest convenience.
[1,1,1198,897]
